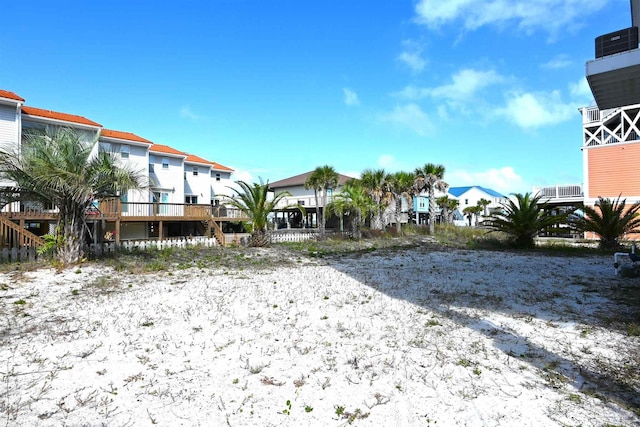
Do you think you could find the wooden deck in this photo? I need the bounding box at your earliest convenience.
[0,199,249,247]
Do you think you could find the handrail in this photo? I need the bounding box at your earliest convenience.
[0,217,45,248]
[210,220,226,246]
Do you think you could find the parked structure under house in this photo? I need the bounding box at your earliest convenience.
[0,89,245,249]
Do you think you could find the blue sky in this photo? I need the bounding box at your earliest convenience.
[0,0,630,194]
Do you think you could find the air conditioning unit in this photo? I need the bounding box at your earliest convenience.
[595,27,639,58]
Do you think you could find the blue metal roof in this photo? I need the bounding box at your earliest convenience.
[448,186,505,198]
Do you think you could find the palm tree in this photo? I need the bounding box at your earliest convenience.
[224,180,295,247]
[463,205,483,226]
[304,165,339,239]
[478,198,492,217]
[570,196,640,249]
[360,168,391,230]
[483,192,565,248]
[386,171,415,234]
[436,196,460,224]
[414,163,448,234]
[0,127,143,265]
[326,179,375,239]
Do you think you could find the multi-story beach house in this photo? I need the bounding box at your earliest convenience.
[0,89,240,247]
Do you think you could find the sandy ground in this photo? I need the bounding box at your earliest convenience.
[1,245,639,426]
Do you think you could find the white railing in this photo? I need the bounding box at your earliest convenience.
[532,185,583,199]
[582,107,600,124]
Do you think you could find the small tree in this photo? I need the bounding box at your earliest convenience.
[463,205,483,226]
[305,165,339,239]
[414,163,448,234]
[436,196,459,224]
[224,180,296,247]
[326,179,375,239]
[483,192,564,248]
[570,196,640,249]
[477,198,492,217]
[387,171,415,234]
[0,127,143,264]
[360,168,391,230]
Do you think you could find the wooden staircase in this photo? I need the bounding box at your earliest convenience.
[0,217,45,248]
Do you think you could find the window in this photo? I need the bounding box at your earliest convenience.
[120,144,130,159]
[185,195,198,204]
[215,173,221,181]
[465,199,469,205]
[149,163,155,173]
[162,157,169,169]
[192,166,198,176]
[298,200,305,206]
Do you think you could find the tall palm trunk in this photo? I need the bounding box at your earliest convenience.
[428,187,436,234]
[395,198,402,234]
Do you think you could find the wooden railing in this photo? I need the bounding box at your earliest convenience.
[0,217,45,248]
[209,220,226,246]
[96,199,248,221]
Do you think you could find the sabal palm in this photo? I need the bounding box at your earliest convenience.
[436,195,459,224]
[0,127,143,264]
[484,192,564,248]
[414,163,448,234]
[225,180,292,247]
[305,165,339,238]
[387,171,415,234]
[570,196,640,249]
[463,205,483,226]
[361,168,390,230]
[326,179,375,239]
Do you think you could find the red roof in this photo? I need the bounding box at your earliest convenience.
[0,90,24,102]
[212,162,234,172]
[149,144,186,157]
[22,106,102,127]
[185,153,213,165]
[101,129,152,144]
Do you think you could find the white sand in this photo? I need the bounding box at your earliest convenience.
[1,247,639,426]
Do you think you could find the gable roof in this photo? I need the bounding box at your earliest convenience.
[269,171,354,189]
[21,106,102,127]
[448,186,505,198]
[101,129,152,145]
[0,89,24,102]
[211,162,234,172]
[149,144,187,157]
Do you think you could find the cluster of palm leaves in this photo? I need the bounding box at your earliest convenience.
[0,127,144,264]
[483,193,640,249]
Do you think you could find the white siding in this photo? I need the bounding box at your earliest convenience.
[184,164,210,204]
[0,105,18,149]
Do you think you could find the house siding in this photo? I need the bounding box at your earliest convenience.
[586,142,640,200]
[0,105,17,148]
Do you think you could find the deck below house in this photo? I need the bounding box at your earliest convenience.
[0,199,249,246]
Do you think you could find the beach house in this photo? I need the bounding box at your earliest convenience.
[0,89,242,247]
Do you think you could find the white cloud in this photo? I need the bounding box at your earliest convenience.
[541,55,572,70]
[449,166,527,195]
[398,39,426,73]
[569,77,593,102]
[343,88,360,106]
[180,105,200,121]
[378,154,401,169]
[380,104,435,136]
[431,69,504,101]
[414,0,610,37]
[394,68,504,102]
[499,90,577,129]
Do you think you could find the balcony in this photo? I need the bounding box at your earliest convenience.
[0,199,248,222]
[532,185,583,204]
